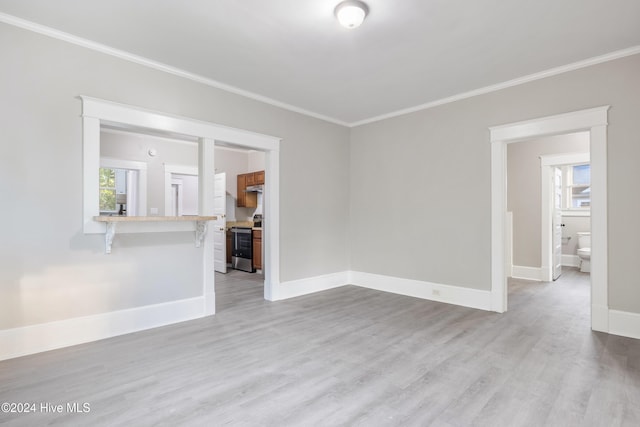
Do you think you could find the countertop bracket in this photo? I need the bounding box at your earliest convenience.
[94,216,217,254]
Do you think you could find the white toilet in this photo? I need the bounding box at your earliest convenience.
[577,232,591,273]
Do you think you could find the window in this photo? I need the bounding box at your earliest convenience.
[99,167,127,213]
[564,163,590,210]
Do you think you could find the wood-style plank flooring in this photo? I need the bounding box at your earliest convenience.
[1,268,639,426]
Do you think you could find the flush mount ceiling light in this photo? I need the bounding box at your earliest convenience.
[334,0,369,29]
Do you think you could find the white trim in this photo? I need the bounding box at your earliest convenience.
[263,149,280,301]
[350,271,493,311]
[0,297,205,361]
[5,271,639,360]
[490,107,609,142]
[351,47,640,127]
[100,157,148,216]
[561,210,591,217]
[0,13,348,127]
[490,106,609,332]
[562,255,581,268]
[2,12,638,128]
[511,266,543,282]
[505,212,513,278]
[199,138,216,316]
[609,310,640,340]
[81,96,281,151]
[540,164,553,281]
[271,270,494,311]
[164,164,198,176]
[164,164,198,216]
[269,271,349,301]
[540,152,590,166]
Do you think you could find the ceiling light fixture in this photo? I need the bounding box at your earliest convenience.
[334,1,369,29]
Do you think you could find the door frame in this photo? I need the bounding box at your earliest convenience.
[489,106,609,332]
[540,152,590,281]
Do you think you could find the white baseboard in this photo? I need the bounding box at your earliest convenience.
[562,254,581,268]
[511,265,543,281]
[270,271,349,301]
[349,271,493,311]
[609,309,640,340]
[5,272,636,361]
[591,304,609,333]
[0,297,205,361]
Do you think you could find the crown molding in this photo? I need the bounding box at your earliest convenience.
[350,45,640,127]
[0,12,349,127]
[2,12,638,129]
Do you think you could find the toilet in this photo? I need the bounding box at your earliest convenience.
[577,232,591,273]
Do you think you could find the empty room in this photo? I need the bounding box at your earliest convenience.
[1,1,639,426]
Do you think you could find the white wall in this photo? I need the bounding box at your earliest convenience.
[248,150,266,172]
[172,174,199,216]
[350,53,640,315]
[101,130,199,216]
[562,215,591,256]
[0,22,350,331]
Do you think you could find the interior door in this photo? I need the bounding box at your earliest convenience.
[213,173,227,273]
[552,167,563,280]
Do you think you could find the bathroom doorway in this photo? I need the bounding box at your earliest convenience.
[490,106,609,333]
[540,153,591,281]
[506,132,589,283]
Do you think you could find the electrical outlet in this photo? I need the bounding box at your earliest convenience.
[432,289,441,297]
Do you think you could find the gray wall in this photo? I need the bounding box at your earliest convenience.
[2,20,639,332]
[507,132,589,267]
[350,53,640,313]
[0,23,350,329]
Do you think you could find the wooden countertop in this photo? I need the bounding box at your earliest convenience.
[94,215,217,222]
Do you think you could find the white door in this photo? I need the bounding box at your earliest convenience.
[213,173,227,273]
[552,167,563,280]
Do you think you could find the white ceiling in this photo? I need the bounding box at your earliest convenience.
[1,0,640,126]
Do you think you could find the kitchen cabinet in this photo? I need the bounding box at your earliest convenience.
[252,229,262,270]
[237,173,257,208]
[237,170,265,208]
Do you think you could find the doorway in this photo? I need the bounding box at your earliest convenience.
[540,151,591,281]
[506,133,590,283]
[490,106,609,332]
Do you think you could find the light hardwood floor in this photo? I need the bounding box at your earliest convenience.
[1,268,639,426]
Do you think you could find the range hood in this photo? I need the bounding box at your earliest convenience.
[245,185,263,193]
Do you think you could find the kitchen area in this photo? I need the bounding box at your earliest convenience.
[99,127,267,293]
[215,146,266,277]
[226,169,264,274]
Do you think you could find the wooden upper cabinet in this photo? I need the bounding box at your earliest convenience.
[237,170,264,208]
[237,173,247,207]
[237,173,257,208]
